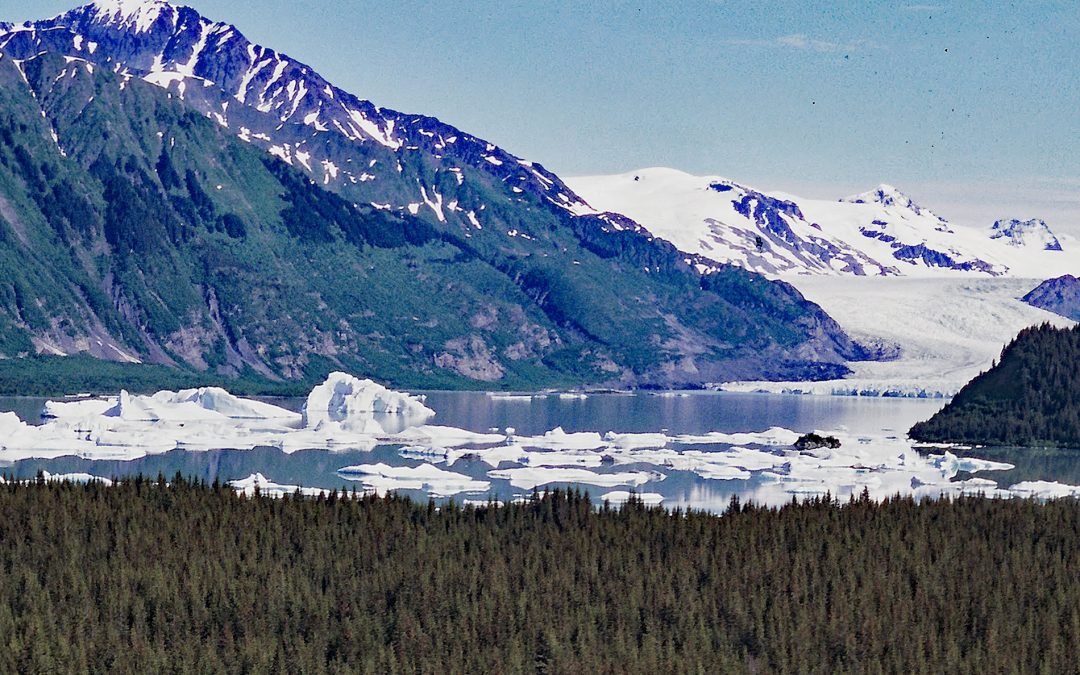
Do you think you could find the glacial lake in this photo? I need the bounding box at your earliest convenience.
[1,392,1076,511]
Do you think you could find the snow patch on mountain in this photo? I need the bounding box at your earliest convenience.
[84,0,171,34]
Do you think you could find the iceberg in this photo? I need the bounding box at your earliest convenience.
[41,471,113,485]
[302,372,434,430]
[337,462,490,498]
[229,473,330,498]
[1007,481,1080,499]
[105,388,300,423]
[599,490,664,506]
[487,467,663,491]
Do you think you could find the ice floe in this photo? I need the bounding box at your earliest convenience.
[487,467,663,491]
[336,463,490,498]
[1007,481,1080,499]
[599,490,665,506]
[229,473,330,498]
[41,471,113,485]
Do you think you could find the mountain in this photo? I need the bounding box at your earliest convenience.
[566,168,1075,279]
[1023,275,1080,322]
[909,323,1080,448]
[0,1,867,389]
[989,218,1063,251]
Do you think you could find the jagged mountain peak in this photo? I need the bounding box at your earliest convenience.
[845,183,924,211]
[67,0,182,33]
[841,183,953,233]
[989,218,1063,251]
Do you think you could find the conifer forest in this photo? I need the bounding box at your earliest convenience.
[1,477,1078,673]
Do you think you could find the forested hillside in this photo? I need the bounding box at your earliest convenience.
[910,324,1080,447]
[0,479,1078,673]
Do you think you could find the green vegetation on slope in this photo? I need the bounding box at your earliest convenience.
[910,323,1080,448]
[0,354,307,397]
[1,480,1079,673]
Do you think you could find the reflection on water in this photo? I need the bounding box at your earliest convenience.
[951,446,1080,487]
[0,391,983,513]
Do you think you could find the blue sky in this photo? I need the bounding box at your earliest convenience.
[7,0,1080,233]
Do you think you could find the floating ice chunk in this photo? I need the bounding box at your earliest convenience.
[159,388,298,420]
[487,393,534,401]
[488,467,663,490]
[0,411,32,437]
[229,473,331,498]
[42,398,116,420]
[521,448,606,468]
[691,464,753,481]
[603,431,668,450]
[40,471,112,486]
[99,388,298,423]
[516,427,606,451]
[302,372,434,431]
[399,444,531,468]
[1008,481,1080,499]
[337,463,490,497]
[673,427,802,447]
[394,425,506,448]
[954,456,1015,473]
[599,490,665,506]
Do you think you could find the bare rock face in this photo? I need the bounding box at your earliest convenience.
[435,337,506,382]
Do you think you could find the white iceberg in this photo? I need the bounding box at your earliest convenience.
[229,473,331,498]
[487,466,663,491]
[1007,480,1080,499]
[302,372,434,431]
[599,490,664,506]
[104,388,300,423]
[337,462,490,497]
[40,471,113,485]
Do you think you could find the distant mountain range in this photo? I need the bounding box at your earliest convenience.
[568,168,1075,279]
[0,1,868,389]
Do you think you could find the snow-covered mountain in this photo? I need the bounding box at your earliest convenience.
[989,218,1062,251]
[0,0,605,229]
[567,168,1075,279]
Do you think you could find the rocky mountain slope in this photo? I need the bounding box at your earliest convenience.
[567,168,1075,279]
[0,1,868,389]
[1023,275,1080,322]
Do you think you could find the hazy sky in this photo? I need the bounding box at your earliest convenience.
[6,0,1080,234]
